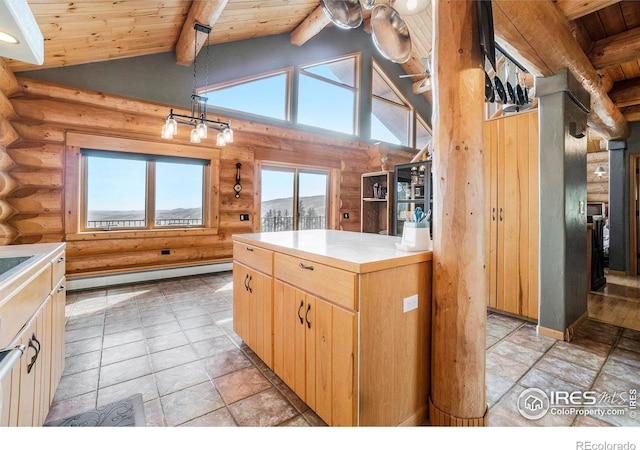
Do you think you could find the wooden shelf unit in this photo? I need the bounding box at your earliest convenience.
[361,171,392,235]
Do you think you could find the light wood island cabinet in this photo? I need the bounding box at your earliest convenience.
[233,230,432,426]
[0,243,66,427]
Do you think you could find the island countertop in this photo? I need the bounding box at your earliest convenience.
[232,229,432,274]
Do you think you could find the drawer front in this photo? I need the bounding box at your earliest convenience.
[51,251,66,287]
[274,253,357,310]
[0,265,51,347]
[233,241,273,275]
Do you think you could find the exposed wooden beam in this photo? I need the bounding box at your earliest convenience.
[623,105,640,122]
[589,27,640,70]
[175,0,229,66]
[290,4,331,46]
[554,0,621,20]
[429,0,487,427]
[0,59,20,97]
[609,78,640,108]
[492,0,630,141]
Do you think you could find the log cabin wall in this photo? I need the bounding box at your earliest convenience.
[3,78,410,278]
[0,60,21,245]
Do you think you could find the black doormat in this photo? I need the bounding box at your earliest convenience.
[45,394,146,427]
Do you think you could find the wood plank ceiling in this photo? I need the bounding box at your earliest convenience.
[3,0,640,138]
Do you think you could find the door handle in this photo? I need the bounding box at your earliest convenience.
[247,275,252,293]
[27,333,41,374]
[297,300,304,324]
[299,263,314,271]
[491,207,496,221]
[499,208,503,221]
[244,274,249,291]
[305,303,311,329]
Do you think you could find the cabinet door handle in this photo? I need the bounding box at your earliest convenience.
[247,275,252,293]
[491,207,496,221]
[299,263,314,271]
[244,274,249,291]
[305,303,311,329]
[57,256,65,263]
[27,333,41,374]
[499,208,503,221]
[58,285,65,292]
[245,247,254,252]
[297,300,304,324]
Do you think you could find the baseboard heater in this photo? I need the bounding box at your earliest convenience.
[66,262,233,292]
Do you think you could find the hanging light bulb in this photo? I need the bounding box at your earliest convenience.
[167,116,178,136]
[161,123,173,140]
[407,0,418,10]
[190,127,201,144]
[216,132,227,147]
[223,127,233,144]
[196,122,208,139]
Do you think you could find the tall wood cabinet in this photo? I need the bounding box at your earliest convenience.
[361,171,392,234]
[484,110,539,320]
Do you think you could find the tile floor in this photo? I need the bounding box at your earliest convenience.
[43,271,640,427]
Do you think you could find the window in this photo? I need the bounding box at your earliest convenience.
[260,166,329,232]
[297,55,359,135]
[416,115,433,151]
[203,70,291,122]
[371,61,412,147]
[82,150,207,230]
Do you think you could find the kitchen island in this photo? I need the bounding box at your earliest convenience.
[232,230,432,426]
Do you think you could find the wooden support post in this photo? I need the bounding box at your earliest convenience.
[428,0,488,426]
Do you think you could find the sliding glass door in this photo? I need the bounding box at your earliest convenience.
[261,166,329,232]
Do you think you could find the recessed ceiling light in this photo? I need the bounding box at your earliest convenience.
[0,31,19,44]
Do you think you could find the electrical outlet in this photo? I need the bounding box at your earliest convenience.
[240,214,249,221]
[403,294,418,313]
[343,213,350,219]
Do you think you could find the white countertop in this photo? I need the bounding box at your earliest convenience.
[232,230,432,273]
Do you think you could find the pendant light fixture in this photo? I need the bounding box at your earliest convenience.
[161,23,233,146]
[392,0,431,16]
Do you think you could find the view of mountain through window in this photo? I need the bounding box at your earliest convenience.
[261,167,328,232]
[84,152,206,230]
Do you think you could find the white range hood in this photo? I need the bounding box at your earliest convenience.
[0,0,43,66]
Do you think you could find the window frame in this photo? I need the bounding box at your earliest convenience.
[296,53,361,137]
[370,59,415,148]
[259,163,332,232]
[65,133,220,240]
[199,68,294,123]
[80,151,209,232]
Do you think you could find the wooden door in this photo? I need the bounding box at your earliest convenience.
[17,321,38,426]
[50,280,66,402]
[36,297,53,425]
[485,120,499,310]
[307,295,356,427]
[250,271,273,368]
[232,262,251,345]
[485,111,539,320]
[273,281,307,400]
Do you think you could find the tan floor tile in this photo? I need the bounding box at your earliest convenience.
[101,340,147,366]
[99,354,152,388]
[160,381,225,427]
[547,341,607,372]
[155,360,210,396]
[533,354,599,389]
[179,407,237,427]
[201,348,253,378]
[97,373,159,405]
[215,366,272,404]
[150,344,198,372]
[228,387,298,426]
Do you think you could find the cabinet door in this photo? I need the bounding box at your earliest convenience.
[249,271,273,368]
[51,279,66,402]
[485,112,539,319]
[273,281,306,400]
[17,321,39,426]
[233,262,273,367]
[305,295,356,426]
[35,297,53,426]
